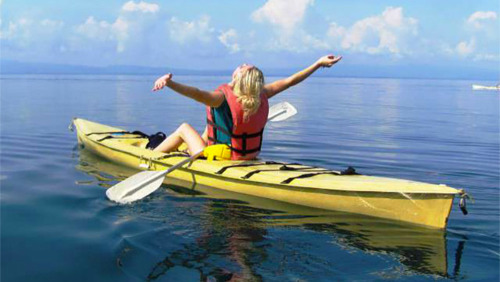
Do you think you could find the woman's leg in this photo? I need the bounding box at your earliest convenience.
[153,123,206,155]
[201,126,208,143]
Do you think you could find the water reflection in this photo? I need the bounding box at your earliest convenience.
[145,199,268,281]
[76,148,465,279]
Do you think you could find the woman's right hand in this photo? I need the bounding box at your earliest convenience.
[152,73,173,91]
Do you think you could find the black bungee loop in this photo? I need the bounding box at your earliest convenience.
[458,189,472,215]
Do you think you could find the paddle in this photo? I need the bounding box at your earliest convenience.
[105,150,204,203]
[106,101,298,204]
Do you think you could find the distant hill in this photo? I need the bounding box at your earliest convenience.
[0,60,230,76]
[1,60,498,80]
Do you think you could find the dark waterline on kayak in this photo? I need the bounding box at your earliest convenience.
[1,75,498,281]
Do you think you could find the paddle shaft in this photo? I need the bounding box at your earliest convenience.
[120,149,204,199]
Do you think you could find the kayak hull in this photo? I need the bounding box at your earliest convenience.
[73,118,459,229]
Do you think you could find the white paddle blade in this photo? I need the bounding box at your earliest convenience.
[105,150,203,204]
[268,101,297,122]
[106,170,166,204]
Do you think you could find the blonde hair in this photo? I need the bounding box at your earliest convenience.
[233,67,264,122]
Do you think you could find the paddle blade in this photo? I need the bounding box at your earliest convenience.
[106,170,166,204]
[105,149,203,204]
[268,101,297,122]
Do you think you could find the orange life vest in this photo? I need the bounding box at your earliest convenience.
[206,84,269,160]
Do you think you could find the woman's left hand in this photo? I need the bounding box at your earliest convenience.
[316,55,342,68]
[152,73,173,91]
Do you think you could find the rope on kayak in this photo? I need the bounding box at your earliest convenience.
[241,165,328,179]
[86,130,131,136]
[458,189,472,215]
[97,135,147,142]
[156,152,191,160]
[135,153,192,169]
[85,130,149,142]
[88,131,169,151]
[215,161,293,175]
[281,166,359,184]
[87,130,149,140]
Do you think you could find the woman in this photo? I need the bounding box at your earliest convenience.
[152,54,342,160]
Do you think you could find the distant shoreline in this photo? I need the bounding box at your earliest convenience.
[1,74,497,84]
[1,60,498,81]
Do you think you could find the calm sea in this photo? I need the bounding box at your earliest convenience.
[1,74,499,281]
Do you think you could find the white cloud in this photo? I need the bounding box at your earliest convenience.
[122,1,159,13]
[467,11,497,29]
[169,15,214,44]
[447,11,499,61]
[69,8,222,62]
[76,17,112,41]
[327,22,346,40]
[0,17,64,48]
[113,18,129,52]
[250,4,420,55]
[301,32,329,50]
[251,0,314,32]
[75,16,129,52]
[0,1,225,65]
[1,18,32,40]
[337,7,418,55]
[250,0,327,52]
[455,39,475,56]
[218,29,240,53]
[0,16,69,63]
[41,19,64,29]
[73,2,162,53]
[473,53,499,62]
[250,5,419,56]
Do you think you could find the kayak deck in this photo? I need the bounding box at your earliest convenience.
[73,118,462,229]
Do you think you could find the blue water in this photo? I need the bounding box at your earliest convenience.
[1,74,499,281]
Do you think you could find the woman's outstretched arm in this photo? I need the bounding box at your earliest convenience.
[153,73,224,107]
[263,54,342,99]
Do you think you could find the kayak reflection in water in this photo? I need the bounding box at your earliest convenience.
[151,54,342,159]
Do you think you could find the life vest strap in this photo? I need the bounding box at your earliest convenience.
[207,136,261,155]
[206,119,264,156]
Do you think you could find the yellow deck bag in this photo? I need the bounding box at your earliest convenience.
[203,144,231,161]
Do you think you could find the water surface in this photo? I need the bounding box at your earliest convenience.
[1,75,499,281]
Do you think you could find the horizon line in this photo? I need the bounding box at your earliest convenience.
[1,59,498,81]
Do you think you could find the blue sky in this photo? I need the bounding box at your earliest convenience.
[1,0,498,77]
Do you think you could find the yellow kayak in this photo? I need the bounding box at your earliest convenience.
[72,118,465,229]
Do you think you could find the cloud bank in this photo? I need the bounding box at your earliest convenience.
[1,0,498,68]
